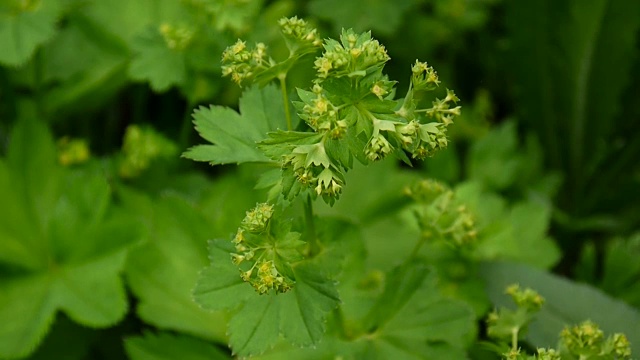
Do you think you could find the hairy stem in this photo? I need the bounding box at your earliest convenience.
[279,74,292,130]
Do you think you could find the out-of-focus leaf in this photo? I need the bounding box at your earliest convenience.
[122,190,227,343]
[0,1,61,66]
[0,119,140,358]
[308,0,419,35]
[125,332,229,360]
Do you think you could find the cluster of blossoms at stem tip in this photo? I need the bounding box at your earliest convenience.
[297,84,348,139]
[159,23,194,51]
[231,203,294,294]
[560,320,631,359]
[221,40,269,85]
[405,179,477,247]
[314,29,390,78]
[221,17,321,86]
[278,16,322,48]
[505,284,545,311]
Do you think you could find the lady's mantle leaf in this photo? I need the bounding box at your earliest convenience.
[122,190,229,343]
[128,26,187,92]
[125,331,229,360]
[193,241,340,357]
[0,1,61,66]
[183,84,288,165]
[0,119,141,358]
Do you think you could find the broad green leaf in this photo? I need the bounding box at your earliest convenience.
[125,332,229,360]
[455,181,561,269]
[0,1,61,66]
[183,84,288,165]
[467,121,521,190]
[481,261,640,355]
[308,0,419,35]
[122,190,228,343]
[227,295,281,357]
[128,26,187,92]
[42,12,130,118]
[192,240,256,312]
[0,119,140,358]
[195,242,341,357]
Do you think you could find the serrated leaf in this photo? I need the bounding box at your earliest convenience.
[195,240,341,357]
[279,261,341,346]
[193,240,256,312]
[228,295,281,356]
[0,2,61,66]
[481,261,640,355]
[184,85,288,165]
[0,119,140,358]
[125,332,229,360]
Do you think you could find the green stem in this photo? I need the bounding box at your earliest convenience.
[511,327,519,351]
[279,75,292,130]
[304,194,320,256]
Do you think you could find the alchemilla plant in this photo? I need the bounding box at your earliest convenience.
[2,1,640,359]
[183,16,633,359]
[185,16,468,357]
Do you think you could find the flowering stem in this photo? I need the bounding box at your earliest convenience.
[279,74,292,131]
[511,327,519,351]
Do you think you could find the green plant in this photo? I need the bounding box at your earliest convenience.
[1,2,639,360]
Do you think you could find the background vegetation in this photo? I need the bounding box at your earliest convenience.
[0,0,639,359]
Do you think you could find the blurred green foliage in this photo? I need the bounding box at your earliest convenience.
[1,0,639,359]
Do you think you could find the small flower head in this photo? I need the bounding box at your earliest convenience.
[221,40,270,86]
[535,348,561,360]
[159,23,194,50]
[57,137,90,166]
[505,284,545,311]
[314,29,389,79]
[365,133,393,161]
[560,320,605,355]
[241,203,274,232]
[278,16,322,47]
[612,333,631,358]
[411,60,440,91]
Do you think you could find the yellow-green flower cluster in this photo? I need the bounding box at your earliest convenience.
[505,284,545,312]
[426,89,461,126]
[560,321,631,359]
[278,16,322,49]
[314,29,390,79]
[535,348,561,360]
[119,125,178,178]
[159,23,194,51]
[221,40,269,85]
[57,137,90,166]
[406,179,477,247]
[231,203,296,294]
[411,60,440,91]
[299,85,347,139]
[395,121,449,160]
